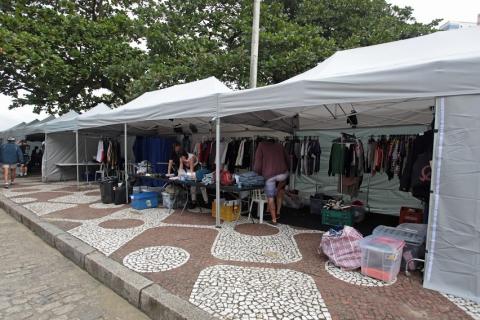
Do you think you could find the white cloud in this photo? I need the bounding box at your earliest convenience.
[0,94,49,131]
[387,0,480,24]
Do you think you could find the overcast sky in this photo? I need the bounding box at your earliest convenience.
[1,0,479,131]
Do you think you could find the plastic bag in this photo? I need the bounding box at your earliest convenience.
[319,226,363,270]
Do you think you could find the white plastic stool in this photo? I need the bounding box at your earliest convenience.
[248,189,268,223]
[95,164,105,181]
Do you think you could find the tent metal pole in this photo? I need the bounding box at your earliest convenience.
[44,132,48,183]
[76,131,79,190]
[249,0,261,88]
[124,123,129,204]
[215,116,221,228]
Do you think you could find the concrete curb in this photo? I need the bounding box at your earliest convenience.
[0,194,215,320]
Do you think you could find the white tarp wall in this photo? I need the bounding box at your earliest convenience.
[42,132,136,182]
[294,126,425,215]
[425,95,480,303]
[42,132,97,182]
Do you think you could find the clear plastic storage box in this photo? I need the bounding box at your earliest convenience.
[359,235,405,282]
[373,224,427,270]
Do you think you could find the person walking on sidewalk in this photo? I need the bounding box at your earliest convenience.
[0,137,24,188]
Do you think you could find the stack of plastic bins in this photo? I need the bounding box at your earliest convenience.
[372,224,427,270]
[359,235,405,282]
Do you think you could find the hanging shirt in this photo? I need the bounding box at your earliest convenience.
[96,140,104,163]
[221,139,230,164]
[328,143,346,176]
[235,140,246,166]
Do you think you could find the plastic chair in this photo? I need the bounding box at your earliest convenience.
[248,189,268,223]
[95,163,105,181]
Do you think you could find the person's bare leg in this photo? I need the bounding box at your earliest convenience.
[276,181,287,218]
[268,197,277,223]
[10,168,16,183]
[3,168,8,186]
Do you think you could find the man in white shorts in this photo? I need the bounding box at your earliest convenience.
[0,137,24,188]
[254,140,290,225]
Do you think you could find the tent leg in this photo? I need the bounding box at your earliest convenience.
[215,116,221,228]
[76,131,79,189]
[124,123,129,204]
[44,133,48,183]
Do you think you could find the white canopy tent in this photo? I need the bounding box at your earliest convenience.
[77,77,234,222]
[1,116,56,141]
[28,104,114,184]
[220,28,480,130]
[77,77,232,132]
[217,28,480,302]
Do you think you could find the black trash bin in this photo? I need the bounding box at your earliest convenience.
[100,178,117,204]
[113,183,132,205]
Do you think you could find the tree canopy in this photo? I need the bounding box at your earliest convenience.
[0,0,439,114]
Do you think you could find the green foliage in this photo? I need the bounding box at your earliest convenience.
[129,0,438,96]
[0,0,439,114]
[0,0,147,114]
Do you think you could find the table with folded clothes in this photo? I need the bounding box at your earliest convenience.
[133,172,265,217]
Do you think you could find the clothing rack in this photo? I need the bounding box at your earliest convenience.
[363,133,418,211]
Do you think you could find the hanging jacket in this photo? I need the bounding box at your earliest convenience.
[307,139,322,175]
[328,143,346,176]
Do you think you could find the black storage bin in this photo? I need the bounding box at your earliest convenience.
[310,193,336,215]
[310,194,324,215]
[100,178,117,204]
[114,185,126,205]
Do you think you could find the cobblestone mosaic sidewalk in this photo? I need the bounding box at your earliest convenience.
[1,177,479,320]
[0,207,149,320]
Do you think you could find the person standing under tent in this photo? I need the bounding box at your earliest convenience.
[0,137,24,188]
[19,140,30,176]
[168,143,189,175]
[167,143,208,209]
[29,146,42,172]
[254,139,290,225]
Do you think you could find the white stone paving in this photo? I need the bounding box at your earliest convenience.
[324,261,395,287]
[0,184,74,198]
[49,193,100,204]
[89,203,124,209]
[23,202,78,216]
[190,265,332,320]
[68,207,171,256]
[123,246,190,273]
[211,220,321,264]
[11,197,37,204]
[443,293,480,320]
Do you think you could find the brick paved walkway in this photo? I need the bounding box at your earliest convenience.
[1,177,479,320]
[0,207,150,320]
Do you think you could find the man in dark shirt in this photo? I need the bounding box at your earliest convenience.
[167,142,207,209]
[168,143,188,175]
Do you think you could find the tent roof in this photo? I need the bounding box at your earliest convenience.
[25,103,112,134]
[43,110,80,133]
[220,28,480,130]
[4,116,55,138]
[77,77,232,131]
